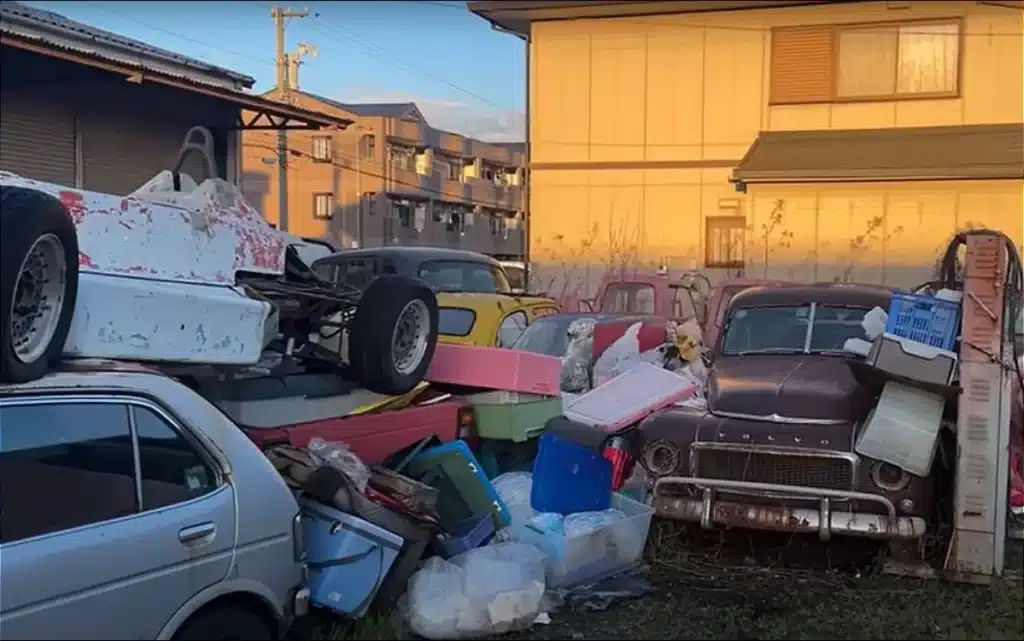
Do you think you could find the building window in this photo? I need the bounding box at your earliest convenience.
[389,145,415,171]
[313,192,333,220]
[490,212,507,237]
[770,20,961,105]
[360,135,376,159]
[704,216,745,269]
[311,136,332,162]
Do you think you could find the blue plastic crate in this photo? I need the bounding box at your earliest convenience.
[884,293,961,351]
[432,514,495,558]
[531,433,612,515]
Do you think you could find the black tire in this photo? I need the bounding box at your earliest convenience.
[349,275,438,395]
[173,604,274,641]
[0,186,79,384]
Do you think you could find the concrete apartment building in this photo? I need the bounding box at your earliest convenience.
[241,90,527,258]
[471,0,1024,288]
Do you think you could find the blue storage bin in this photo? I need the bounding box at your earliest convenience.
[406,439,511,531]
[300,497,403,619]
[531,433,613,515]
[885,293,960,351]
[432,514,496,558]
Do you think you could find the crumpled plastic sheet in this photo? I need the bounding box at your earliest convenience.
[306,437,370,493]
[405,542,548,640]
[492,471,535,524]
[542,565,654,613]
[561,318,596,392]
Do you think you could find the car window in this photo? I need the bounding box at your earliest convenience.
[809,306,870,351]
[418,260,512,294]
[0,402,137,544]
[504,265,526,291]
[497,311,529,347]
[722,306,810,355]
[600,284,656,315]
[438,308,476,336]
[133,407,217,510]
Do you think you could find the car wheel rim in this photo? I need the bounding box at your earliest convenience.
[391,299,431,376]
[9,234,67,364]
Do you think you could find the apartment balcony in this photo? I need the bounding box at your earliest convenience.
[470,140,523,166]
[388,167,428,199]
[388,119,423,145]
[467,179,523,211]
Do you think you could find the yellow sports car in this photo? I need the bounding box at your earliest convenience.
[437,292,560,347]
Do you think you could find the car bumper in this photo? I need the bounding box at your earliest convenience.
[292,586,311,619]
[652,476,927,541]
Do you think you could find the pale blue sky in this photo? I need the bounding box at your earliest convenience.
[25,0,527,140]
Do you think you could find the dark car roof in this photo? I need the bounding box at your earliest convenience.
[313,246,500,268]
[730,282,894,310]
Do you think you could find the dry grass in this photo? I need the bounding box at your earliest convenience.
[292,522,1024,641]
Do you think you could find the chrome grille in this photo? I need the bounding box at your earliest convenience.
[694,448,854,491]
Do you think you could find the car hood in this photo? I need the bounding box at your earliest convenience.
[707,354,872,423]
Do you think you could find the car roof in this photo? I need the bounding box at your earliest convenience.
[313,246,501,267]
[730,282,894,309]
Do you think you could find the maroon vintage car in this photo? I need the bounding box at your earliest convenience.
[637,283,945,543]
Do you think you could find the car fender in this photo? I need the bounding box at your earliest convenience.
[155,578,285,640]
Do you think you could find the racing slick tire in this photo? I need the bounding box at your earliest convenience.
[0,185,80,384]
[349,274,439,395]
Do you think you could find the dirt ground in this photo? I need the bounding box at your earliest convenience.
[295,523,1024,641]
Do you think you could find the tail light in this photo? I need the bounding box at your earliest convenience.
[602,437,635,492]
[291,512,305,563]
[457,406,477,440]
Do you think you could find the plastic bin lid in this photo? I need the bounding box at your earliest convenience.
[564,362,696,432]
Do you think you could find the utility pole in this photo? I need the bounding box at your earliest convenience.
[271,6,308,232]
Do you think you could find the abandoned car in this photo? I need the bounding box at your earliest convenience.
[637,283,944,542]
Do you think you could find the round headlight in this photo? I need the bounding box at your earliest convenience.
[871,461,911,492]
[642,440,680,478]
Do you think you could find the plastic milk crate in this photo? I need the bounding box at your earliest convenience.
[884,292,961,351]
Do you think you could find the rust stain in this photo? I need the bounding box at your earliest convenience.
[59,190,87,225]
[713,503,812,531]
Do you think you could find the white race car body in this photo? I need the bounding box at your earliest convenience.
[1,171,286,366]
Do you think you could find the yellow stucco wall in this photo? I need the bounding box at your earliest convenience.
[528,1,1024,290]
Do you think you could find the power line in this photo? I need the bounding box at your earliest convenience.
[80,2,277,66]
[246,135,523,210]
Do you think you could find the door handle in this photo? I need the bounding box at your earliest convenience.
[179,522,216,545]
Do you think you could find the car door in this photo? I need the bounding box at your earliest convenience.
[0,396,235,641]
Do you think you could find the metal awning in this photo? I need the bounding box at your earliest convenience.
[732,124,1024,186]
[2,35,353,131]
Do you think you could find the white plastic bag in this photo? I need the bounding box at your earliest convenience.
[561,318,596,392]
[306,437,370,492]
[592,322,643,386]
[492,472,534,523]
[406,542,548,639]
[563,508,626,538]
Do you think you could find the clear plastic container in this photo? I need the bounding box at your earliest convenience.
[506,493,653,587]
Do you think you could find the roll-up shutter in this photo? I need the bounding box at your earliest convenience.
[0,88,76,186]
[78,96,216,196]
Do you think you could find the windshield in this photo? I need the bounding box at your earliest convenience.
[600,283,656,314]
[504,265,526,291]
[514,314,605,357]
[418,260,512,294]
[721,304,871,356]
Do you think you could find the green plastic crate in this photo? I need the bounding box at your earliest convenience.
[467,391,563,443]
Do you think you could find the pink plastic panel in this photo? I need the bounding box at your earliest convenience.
[564,362,696,432]
[426,343,562,396]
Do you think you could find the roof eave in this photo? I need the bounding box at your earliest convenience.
[0,13,255,89]
[468,1,875,37]
[2,35,353,130]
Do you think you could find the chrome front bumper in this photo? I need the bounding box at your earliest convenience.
[653,476,927,541]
